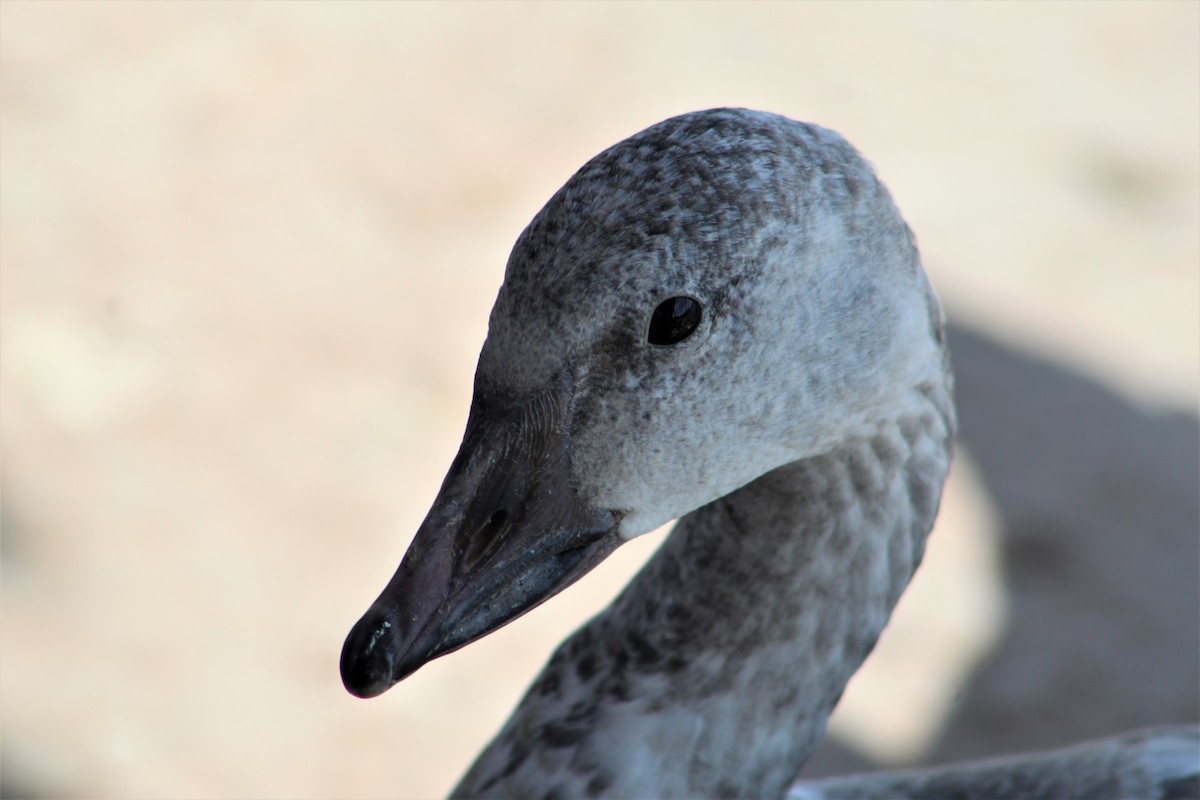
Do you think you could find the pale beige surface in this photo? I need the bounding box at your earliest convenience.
[2,3,1197,798]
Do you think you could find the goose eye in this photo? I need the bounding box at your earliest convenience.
[647,296,702,346]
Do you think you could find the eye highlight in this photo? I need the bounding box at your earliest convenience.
[647,296,702,346]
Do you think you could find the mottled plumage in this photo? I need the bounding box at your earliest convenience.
[341,109,1199,799]
[455,423,951,798]
[789,726,1200,800]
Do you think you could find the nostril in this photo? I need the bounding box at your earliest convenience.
[463,508,509,569]
[483,509,508,540]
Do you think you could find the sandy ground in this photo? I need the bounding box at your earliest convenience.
[1,3,1197,798]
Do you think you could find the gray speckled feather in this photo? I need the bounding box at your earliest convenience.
[478,108,946,539]
[454,418,952,798]
[451,108,955,797]
[788,726,1200,800]
[340,108,1199,799]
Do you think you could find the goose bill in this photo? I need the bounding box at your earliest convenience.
[340,381,618,699]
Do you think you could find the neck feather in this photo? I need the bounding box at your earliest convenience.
[454,383,954,799]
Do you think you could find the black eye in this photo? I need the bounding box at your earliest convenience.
[647,296,702,346]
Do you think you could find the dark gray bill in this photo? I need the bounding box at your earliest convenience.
[340,372,618,699]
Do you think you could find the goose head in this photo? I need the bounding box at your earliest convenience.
[341,108,948,699]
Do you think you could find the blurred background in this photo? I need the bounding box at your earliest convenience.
[2,2,1197,798]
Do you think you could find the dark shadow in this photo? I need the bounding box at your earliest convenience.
[0,778,52,800]
[802,320,1200,776]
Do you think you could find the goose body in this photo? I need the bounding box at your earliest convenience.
[340,109,1199,798]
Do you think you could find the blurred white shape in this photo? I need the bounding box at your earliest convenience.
[3,309,160,432]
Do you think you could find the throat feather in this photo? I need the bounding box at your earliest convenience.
[453,404,953,799]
